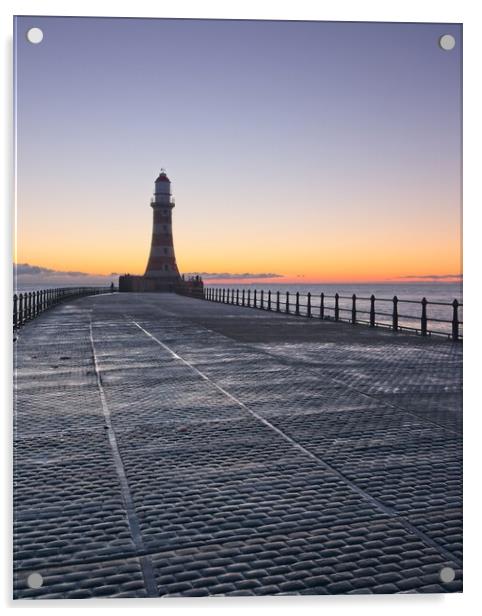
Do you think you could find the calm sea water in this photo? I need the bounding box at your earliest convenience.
[205,282,463,337]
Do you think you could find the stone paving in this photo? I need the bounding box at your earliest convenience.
[13,293,463,598]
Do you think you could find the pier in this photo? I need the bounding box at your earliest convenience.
[13,292,462,598]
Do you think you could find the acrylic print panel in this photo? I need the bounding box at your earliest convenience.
[13,16,462,598]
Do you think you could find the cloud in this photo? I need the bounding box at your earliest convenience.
[184,272,284,281]
[14,263,117,288]
[396,274,463,281]
[14,263,92,277]
[14,264,284,286]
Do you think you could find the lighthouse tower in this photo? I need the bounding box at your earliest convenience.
[119,169,203,294]
[144,169,181,282]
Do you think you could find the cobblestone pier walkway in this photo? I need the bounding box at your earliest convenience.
[13,293,462,598]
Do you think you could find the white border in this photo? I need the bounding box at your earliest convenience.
[2,1,480,615]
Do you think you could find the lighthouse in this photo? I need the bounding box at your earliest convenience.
[118,169,203,295]
[144,170,181,281]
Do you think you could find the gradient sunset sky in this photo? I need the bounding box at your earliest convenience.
[15,17,462,283]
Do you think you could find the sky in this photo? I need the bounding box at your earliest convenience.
[14,17,462,284]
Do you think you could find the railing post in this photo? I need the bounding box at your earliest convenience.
[276,291,280,312]
[222,289,226,303]
[28,292,32,320]
[352,294,357,325]
[21,293,25,325]
[36,291,40,316]
[392,296,399,331]
[232,288,235,304]
[236,289,239,306]
[452,299,459,341]
[421,297,428,336]
[260,290,264,310]
[370,294,376,327]
[242,289,245,306]
[307,292,311,318]
[295,292,300,316]
[285,291,290,314]
[227,289,230,304]
[320,293,324,319]
[253,290,257,308]
[334,293,339,321]
[13,294,18,330]
[247,289,251,307]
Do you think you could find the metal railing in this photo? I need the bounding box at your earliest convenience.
[13,286,115,332]
[203,288,463,341]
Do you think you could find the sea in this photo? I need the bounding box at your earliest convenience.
[15,281,462,337]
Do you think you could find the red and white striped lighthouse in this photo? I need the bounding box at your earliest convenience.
[144,169,181,281]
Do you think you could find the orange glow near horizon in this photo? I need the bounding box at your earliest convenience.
[15,194,461,283]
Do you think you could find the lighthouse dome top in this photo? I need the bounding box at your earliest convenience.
[155,169,170,183]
